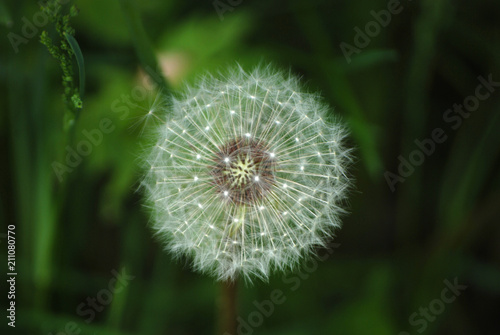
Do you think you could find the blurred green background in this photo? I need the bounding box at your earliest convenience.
[1,0,499,334]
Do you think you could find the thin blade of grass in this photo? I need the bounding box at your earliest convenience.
[64,32,85,96]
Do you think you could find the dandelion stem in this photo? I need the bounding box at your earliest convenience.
[218,280,238,335]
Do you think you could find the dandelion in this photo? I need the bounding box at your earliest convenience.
[142,65,351,281]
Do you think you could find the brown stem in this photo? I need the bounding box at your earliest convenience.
[217,279,238,335]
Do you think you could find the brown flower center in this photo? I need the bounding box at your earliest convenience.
[211,137,276,205]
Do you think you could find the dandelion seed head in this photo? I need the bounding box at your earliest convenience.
[142,65,352,281]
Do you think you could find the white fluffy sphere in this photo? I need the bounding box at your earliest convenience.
[142,65,351,281]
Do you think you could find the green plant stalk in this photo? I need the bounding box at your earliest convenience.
[33,49,59,310]
[8,59,33,286]
[39,1,82,115]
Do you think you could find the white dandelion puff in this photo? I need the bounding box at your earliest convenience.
[142,65,352,281]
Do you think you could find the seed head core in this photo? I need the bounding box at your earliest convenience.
[211,138,275,205]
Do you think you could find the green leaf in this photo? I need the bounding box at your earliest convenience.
[64,32,85,97]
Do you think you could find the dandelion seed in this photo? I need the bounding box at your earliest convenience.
[142,65,352,281]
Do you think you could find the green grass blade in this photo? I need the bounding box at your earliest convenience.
[118,0,169,91]
[64,32,85,97]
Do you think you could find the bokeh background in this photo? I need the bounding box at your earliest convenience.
[1,0,499,334]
